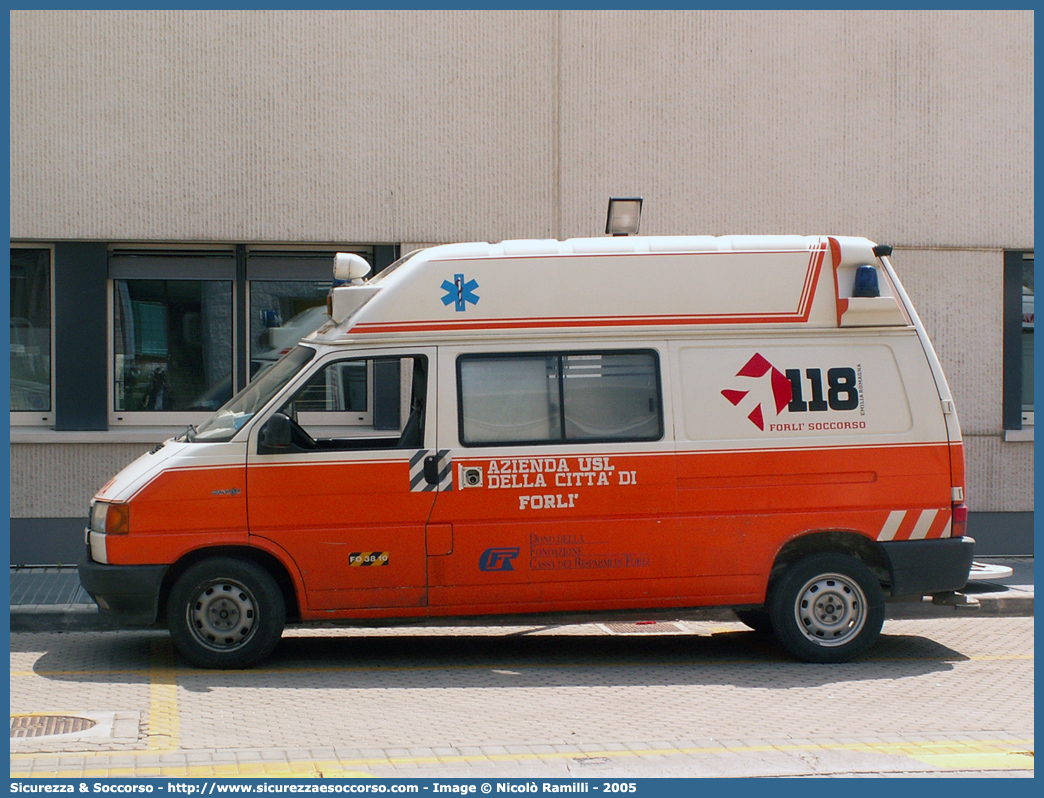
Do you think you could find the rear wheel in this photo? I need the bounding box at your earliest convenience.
[167,558,285,669]
[768,553,885,664]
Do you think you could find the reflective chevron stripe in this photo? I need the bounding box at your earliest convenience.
[409,449,453,492]
[877,509,952,541]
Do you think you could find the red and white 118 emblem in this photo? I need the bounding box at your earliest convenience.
[721,353,794,430]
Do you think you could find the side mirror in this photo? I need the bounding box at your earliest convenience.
[259,413,293,452]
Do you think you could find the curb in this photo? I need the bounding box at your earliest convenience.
[886,593,1034,619]
[9,605,125,633]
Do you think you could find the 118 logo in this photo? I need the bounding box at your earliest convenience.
[722,354,862,430]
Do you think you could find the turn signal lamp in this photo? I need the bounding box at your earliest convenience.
[105,503,130,535]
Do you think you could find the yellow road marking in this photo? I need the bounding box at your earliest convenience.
[11,738,1034,777]
[11,637,1033,775]
[146,637,179,751]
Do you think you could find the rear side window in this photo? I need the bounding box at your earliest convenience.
[458,350,662,446]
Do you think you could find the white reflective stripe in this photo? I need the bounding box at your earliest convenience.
[939,518,952,539]
[878,510,906,541]
[908,509,939,540]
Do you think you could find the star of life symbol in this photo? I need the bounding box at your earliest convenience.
[441,273,480,312]
[721,353,793,431]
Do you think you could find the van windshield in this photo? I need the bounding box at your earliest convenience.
[191,346,316,442]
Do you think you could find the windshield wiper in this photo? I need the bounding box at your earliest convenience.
[180,424,197,443]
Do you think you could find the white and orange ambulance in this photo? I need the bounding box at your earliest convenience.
[79,235,973,668]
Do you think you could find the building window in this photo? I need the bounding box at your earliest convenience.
[1004,250,1033,438]
[457,350,663,446]
[246,251,346,368]
[113,279,233,414]
[294,358,374,425]
[109,250,235,422]
[107,247,375,423]
[250,281,331,364]
[1022,257,1034,421]
[9,247,52,423]
[9,244,387,429]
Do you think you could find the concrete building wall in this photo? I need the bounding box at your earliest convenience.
[9,10,1033,562]
[11,10,1032,246]
[11,10,559,244]
[898,249,1034,514]
[10,443,152,518]
[558,11,1032,247]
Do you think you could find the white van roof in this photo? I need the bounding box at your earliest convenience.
[318,235,908,339]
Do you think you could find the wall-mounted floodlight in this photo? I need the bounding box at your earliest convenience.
[605,197,643,236]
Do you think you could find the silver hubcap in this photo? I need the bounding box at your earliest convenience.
[188,579,258,651]
[794,572,867,647]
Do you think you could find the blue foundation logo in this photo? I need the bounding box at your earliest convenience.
[479,547,519,572]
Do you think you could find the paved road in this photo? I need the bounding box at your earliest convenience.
[10,617,1034,778]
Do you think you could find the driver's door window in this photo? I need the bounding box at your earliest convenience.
[279,355,426,451]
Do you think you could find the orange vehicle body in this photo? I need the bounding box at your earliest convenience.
[80,235,974,666]
[97,440,965,621]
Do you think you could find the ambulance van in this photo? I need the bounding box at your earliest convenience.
[79,235,974,668]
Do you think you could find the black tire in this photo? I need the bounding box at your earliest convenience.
[167,557,285,669]
[734,607,775,636]
[768,553,885,664]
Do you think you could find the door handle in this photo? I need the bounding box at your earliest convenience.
[423,455,439,485]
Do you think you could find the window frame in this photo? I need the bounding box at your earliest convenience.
[244,247,368,369]
[107,247,238,427]
[9,244,55,427]
[455,348,664,448]
[104,245,377,428]
[254,350,430,453]
[1003,250,1033,441]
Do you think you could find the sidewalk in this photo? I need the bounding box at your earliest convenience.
[9,557,1033,633]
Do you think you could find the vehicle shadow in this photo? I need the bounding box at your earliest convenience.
[21,627,968,692]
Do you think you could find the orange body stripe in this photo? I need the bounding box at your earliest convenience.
[108,442,959,620]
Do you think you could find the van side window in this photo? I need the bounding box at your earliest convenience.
[266,355,426,452]
[458,351,662,446]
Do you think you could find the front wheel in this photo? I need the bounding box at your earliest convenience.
[768,553,885,664]
[167,558,285,669]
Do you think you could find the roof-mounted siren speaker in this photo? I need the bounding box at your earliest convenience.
[605,197,643,236]
[333,252,372,284]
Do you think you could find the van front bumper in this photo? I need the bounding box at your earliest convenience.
[881,536,975,598]
[78,556,168,627]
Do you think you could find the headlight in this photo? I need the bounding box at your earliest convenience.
[89,501,109,534]
[88,501,130,535]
